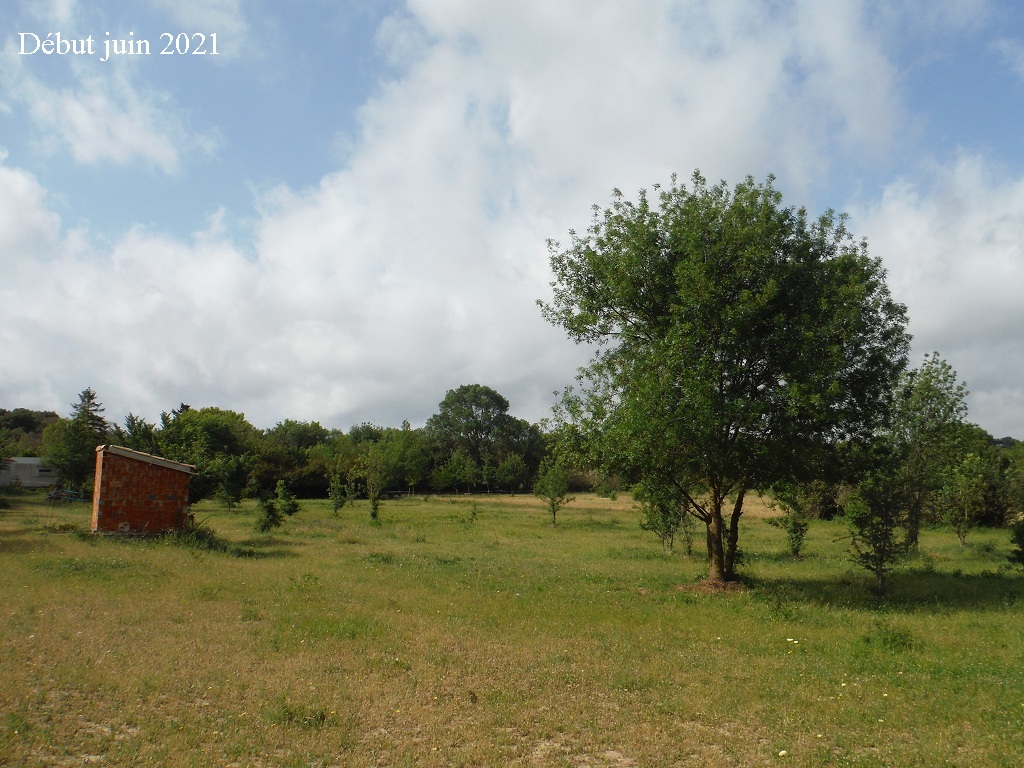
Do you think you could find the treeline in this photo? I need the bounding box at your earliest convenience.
[0,408,60,457]
[22,383,553,507]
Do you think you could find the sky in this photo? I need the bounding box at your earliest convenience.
[1,0,1023,438]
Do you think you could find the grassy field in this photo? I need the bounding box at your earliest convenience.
[1,490,1022,767]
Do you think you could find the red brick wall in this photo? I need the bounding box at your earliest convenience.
[91,446,193,534]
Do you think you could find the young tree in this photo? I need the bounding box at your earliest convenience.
[254,498,284,532]
[541,172,910,582]
[938,452,987,546]
[254,480,301,532]
[888,353,969,549]
[349,441,395,521]
[847,450,910,600]
[635,479,693,554]
[534,456,574,525]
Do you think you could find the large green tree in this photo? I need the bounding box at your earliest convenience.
[158,405,260,501]
[425,384,542,490]
[541,172,910,582]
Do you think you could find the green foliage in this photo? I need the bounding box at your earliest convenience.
[159,405,261,502]
[765,514,810,557]
[389,421,430,494]
[888,353,970,548]
[431,449,478,494]
[425,384,544,491]
[494,452,529,493]
[635,480,693,554]
[541,172,910,581]
[253,481,299,533]
[767,483,828,556]
[254,498,284,532]
[275,480,300,517]
[327,469,349,512]
[0,408,59,457]
[847,453,910,600]
[41,389,111,490]
[349,441,396,521]
[210,453,254,511]
[535,457,574,525]
[938,452,987,546]
[111,413,161,455]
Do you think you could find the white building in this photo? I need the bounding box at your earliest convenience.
[0,457,57,488]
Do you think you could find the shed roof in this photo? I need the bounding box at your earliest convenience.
[96,445,196,474]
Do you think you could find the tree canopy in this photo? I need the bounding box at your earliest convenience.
[541,172,911,582]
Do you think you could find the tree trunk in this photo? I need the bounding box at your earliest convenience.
[706,501,726,582]
[723,485,746,580]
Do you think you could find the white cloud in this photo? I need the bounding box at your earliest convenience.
[2,0,1021,440]
[994,38,1024,80]
[853,154,1024,436]
[2,7,220,174]
[20,69,187,172]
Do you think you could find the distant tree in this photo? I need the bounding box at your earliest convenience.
[535,456,574,526]
[158,406,260,502]
[42,389,111,489]
[888,353,969,549]
[426,385,512,465]
[390,422,430,495]
[349,422,386,446]
[938,452,987,546]
[541,173,910,582]
[112,413,162,455]
[1007,444,1024,520]
[0,409,59,457]
[431,449,478,493]
[495,453,530,493]
[70,388,108,436]
[349,441,395,521]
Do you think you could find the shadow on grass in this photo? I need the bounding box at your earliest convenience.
[165,525,298,559]
[746,568,1024,613]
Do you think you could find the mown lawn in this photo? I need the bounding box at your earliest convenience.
[1,490,1022,767]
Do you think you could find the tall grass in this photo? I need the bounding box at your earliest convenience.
[1,490,1022,766]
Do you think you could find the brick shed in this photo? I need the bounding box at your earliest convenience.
[91,445,195,534]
